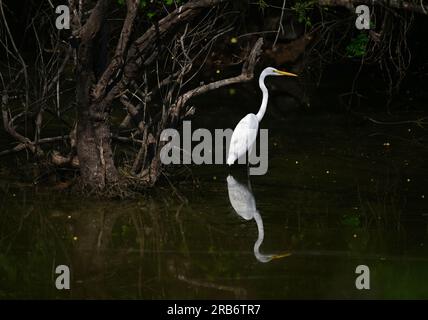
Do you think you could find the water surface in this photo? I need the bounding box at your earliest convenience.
[1,84,428,299]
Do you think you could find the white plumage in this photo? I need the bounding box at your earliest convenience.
[226,174,256,220]
[226,114,258,165]
[227,67,297,166]
[226,175,292,262]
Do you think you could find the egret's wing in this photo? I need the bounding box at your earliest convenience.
[226,175,257,220]
[228,114,259,164]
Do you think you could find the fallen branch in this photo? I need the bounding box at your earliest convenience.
[0,136,69,156]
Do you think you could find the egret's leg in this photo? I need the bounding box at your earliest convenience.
[246,145,253,185]
[247,169,253,192]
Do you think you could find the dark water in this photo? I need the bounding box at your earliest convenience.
[1,83,428,299]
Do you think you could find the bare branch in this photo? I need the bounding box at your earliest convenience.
[97,0,231,109]
[79,0,110,42]
[92,0,139,101]
[1,92,36,153]
[173,37,264,116]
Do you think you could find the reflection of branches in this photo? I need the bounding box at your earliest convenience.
[177,274,247,298]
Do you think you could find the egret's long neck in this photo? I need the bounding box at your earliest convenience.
[256,74,268,122]
[253,211,269,262]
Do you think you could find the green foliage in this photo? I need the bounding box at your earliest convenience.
[341,213,361,227]
[346,33,369,58]
[257,0,268,13]
[140,0,147,8]
[147,11,156,19]
[292,0,315,28]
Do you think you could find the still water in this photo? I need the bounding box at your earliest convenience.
[1,85,428,299]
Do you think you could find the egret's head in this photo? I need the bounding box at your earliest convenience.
[262,67,298,78]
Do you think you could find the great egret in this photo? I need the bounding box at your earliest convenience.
[226,175,291,263]
[227,67,297,166]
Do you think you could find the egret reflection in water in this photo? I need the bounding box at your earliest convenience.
[226,175,291,263]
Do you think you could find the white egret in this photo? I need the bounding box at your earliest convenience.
[226,175,291,263]
[227,67,297,166]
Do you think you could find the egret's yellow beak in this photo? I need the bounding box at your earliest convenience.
[274,70,298,77]
[271,252,292,260]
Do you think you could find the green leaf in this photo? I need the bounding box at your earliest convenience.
[346,33,369,58]
[342,214,361,227]
[291,0,315,28]
[147,12,156,19]
[139,0,147,8]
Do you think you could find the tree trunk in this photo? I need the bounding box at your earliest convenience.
[76,109,118,190]
[75,32,118,190]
